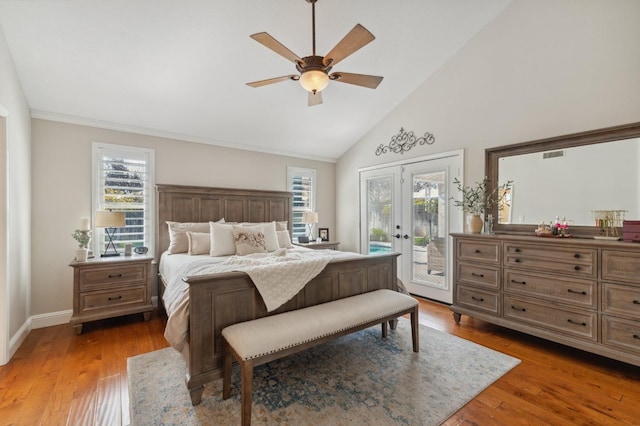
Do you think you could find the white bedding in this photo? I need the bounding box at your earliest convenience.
[160,246,362,350]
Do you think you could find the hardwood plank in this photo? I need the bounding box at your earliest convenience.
[95,375,121,426]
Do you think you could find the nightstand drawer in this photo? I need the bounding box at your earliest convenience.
[79,264,147,291]
[80,287,146,312]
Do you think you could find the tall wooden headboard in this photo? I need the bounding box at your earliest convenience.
[156,184,293,258]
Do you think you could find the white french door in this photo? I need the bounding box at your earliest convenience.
[360,153,462,303]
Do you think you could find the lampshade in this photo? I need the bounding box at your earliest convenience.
[303,212,318,224]
[299,70,329,93]
[95,211,126,228]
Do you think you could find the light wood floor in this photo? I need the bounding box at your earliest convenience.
[1,298,639,425]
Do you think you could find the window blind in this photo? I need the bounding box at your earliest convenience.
[287,167,316,240]
[93,143,154,253]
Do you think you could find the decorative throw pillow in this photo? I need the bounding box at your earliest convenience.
[186,231,210,255]
[167,221,219,254]
[239,221,279,251]
[232,225,267,255]
[210,222,236,256]
[276,230,293,248]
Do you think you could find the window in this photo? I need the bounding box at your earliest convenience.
[287,166,316,241]
[92,143,155,255]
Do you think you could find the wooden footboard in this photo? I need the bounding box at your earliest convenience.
[184,252,399,405]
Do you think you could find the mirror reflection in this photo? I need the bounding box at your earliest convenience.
[498,137,640,226]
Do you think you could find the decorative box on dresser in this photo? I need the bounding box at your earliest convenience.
[69,255,154,334]
[451,233,640,367]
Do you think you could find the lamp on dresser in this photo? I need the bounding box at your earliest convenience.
[95,210,125,257]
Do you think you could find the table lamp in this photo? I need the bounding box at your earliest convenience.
[302,212,318,240]
[95,211,126,257]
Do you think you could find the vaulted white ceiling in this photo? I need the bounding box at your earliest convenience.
[0,0,512,161]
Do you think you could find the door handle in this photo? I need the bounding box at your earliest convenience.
[394,234,401,239]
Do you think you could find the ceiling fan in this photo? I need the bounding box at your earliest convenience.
[246,0,383,107]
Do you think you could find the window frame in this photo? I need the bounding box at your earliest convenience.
[91,142,155,256]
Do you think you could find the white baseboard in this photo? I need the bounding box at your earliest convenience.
[31,309,73,329]
[8,319,32,361]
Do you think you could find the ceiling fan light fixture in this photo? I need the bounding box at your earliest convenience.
[299,70,329,93]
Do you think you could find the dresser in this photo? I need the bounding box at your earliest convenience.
[451,233,640,366]
[69,255,153,334]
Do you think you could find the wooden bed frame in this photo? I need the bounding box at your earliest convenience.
[156,184,399,405]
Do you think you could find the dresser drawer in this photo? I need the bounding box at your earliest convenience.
[504,295,597,341]
[80,287,146,312]
[602,250,640,284]
[456,285,499,315]
[456,240,500,264]
[504,270,596,309]
[457,262,500,289]
[602,315,640,354]
[79,264,147,291]
[602,282,640,317]
[504,243,595,278]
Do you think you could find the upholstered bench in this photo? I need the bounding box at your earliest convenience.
[222,289,419,426]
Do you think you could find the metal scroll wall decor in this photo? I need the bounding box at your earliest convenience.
[375,127,435,156]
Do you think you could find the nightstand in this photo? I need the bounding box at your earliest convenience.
[69,255,153,334]
[294,241,340,250]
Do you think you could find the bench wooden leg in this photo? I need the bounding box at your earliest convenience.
[223,338,232,400]
[240,359,254,426]
[411,307,419,352]
[381,320,388,338]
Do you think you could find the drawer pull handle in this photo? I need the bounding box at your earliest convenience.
[633,300,640,305]
[574,266,580,271]
[108,295,123,301]
[514,248,521,253]
[471,296,484,302]
[511,305,526,312]
[471,272,484,278]
[634,335,640,340]
[567,289,587,295]
[514,258,521,263]
[108,274,123,278]
[574,253,581,259]
[474,249,481,253]
[567,319,587,327]
[511,279,526,285]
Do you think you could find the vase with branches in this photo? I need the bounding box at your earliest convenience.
[452,177,513,233]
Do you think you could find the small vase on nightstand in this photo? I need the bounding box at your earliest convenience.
[75,248,89,262]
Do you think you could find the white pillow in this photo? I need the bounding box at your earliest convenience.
[210,222,236,256]
[167,221,216,254]
[240,221,279,251]
[276,230,293,248]
[187,231,210,255]
[232,225,267,255]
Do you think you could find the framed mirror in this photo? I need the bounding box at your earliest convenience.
[486,122,640,237]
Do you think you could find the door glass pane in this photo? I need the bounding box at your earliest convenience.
[412,172,446,288]
[366,176,393,254]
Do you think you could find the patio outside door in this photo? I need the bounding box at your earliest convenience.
[360,154,462,303]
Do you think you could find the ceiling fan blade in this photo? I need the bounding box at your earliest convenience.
[250,32,302,63]
[323,24,375,67]
[247,75,298,88]
[308,91,323,107]
[330,72,383,89]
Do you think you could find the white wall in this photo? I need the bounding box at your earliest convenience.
[336,0,640,252]
[30,119,335,319]
[0,25,32,363]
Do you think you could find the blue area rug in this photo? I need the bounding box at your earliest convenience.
[128,320,519,425]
